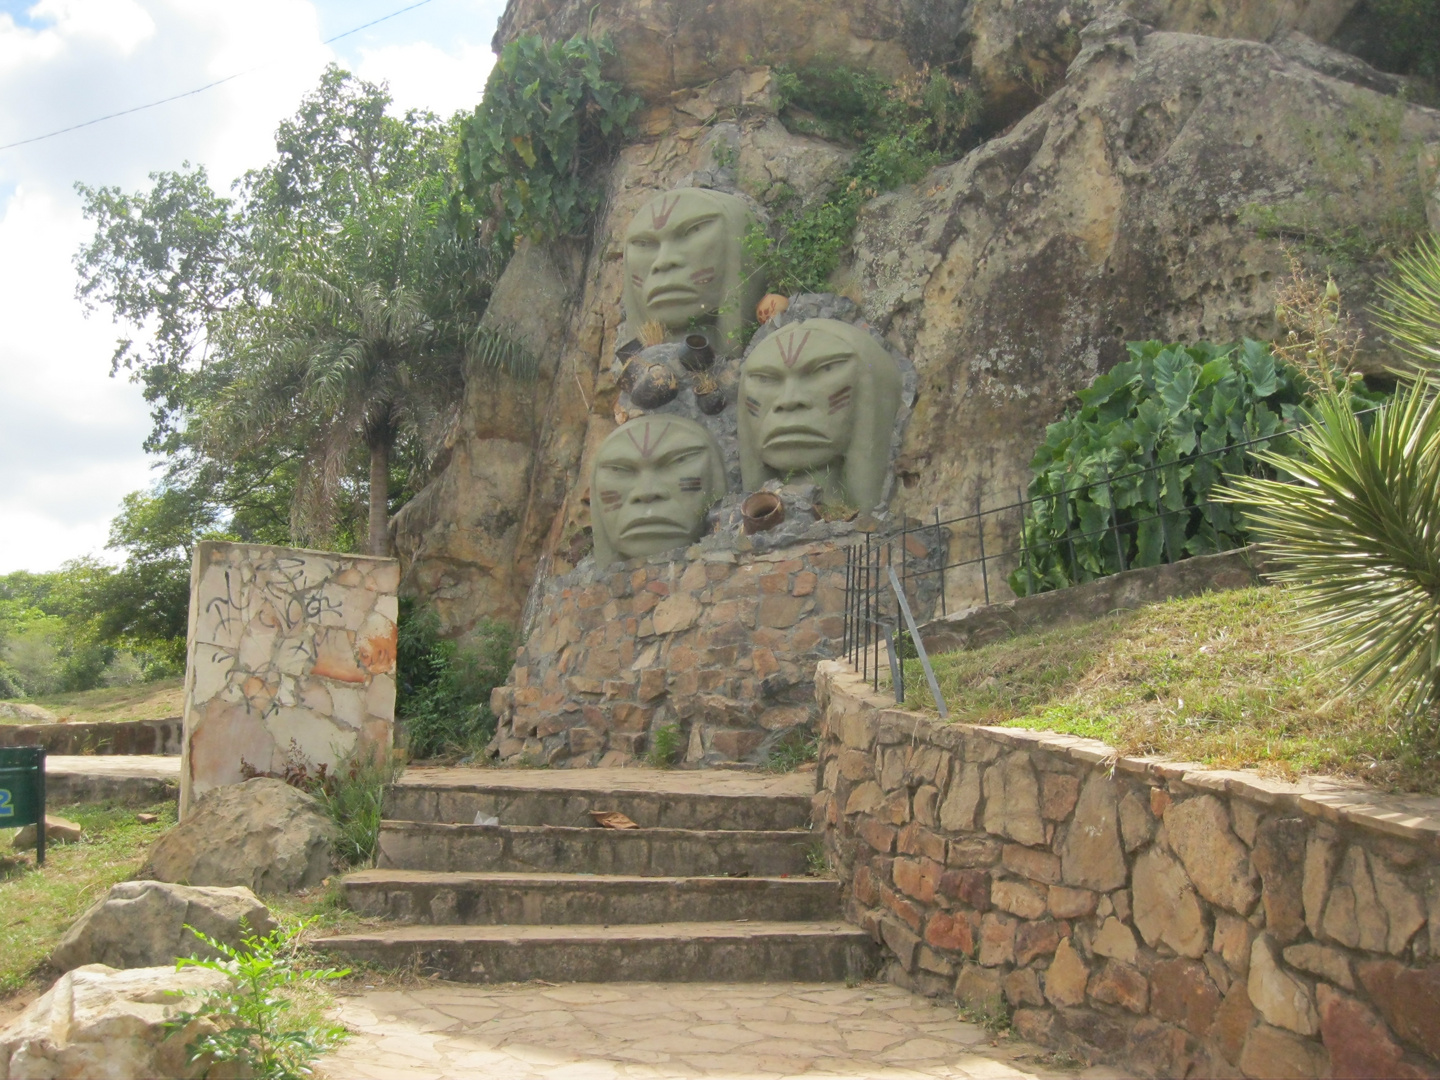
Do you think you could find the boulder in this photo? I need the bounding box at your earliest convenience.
[51,881,276,973]
[0,703,56,723]
[140,778,336,895]
[0,964,228,1080]
[854,25,1440,602]
[11,816,81,850]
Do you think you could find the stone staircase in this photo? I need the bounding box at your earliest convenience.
[315,767,877,983]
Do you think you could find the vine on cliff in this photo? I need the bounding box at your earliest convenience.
[747,63,985,294]
[457,33,641,249]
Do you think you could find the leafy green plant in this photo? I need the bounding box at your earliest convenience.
[1375,233,1440,370]
[457,33,640,248]
[805,842,832,876]
[171,919,348,1080]
[748,62,983,294]
[314,745,404,867]
[763,727,819,772]
[396,600,514,760]
[1223,379,1440,725]
[646,723,682,769]
[1012,340,1308,595]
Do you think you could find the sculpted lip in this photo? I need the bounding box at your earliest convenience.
[646,284,699,304]
[620,516,689,537]
[762,424,832,448]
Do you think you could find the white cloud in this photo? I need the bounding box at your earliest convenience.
[0,0,504,574]
[354,38,493,118]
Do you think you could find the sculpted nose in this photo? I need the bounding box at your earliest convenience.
[651,240,683,272]
[629,472,668,503]
[773,381,810,412]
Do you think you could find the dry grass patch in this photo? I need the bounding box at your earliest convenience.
[3,677,184,724]
[902,586,1436,792]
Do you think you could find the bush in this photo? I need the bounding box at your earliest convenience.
[396,599,513,759]
[457,33,640,248]
[1011,338,1386,596]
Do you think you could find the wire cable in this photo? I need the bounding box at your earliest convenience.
[0,0,442,152]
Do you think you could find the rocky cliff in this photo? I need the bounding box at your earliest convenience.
[393,0,1440,636]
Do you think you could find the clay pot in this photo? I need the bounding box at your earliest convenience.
[680,332,715,371]
[756,294,789,323]
[742,491,785,534]
[628,362,681,409]
[616,338,643,362]
[696,390,727,415]
[618,356,646,394]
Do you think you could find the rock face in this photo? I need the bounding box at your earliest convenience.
[0,964,228,1080]
[51,881,276,973]
[400,0,1440,634]
[141,778,336,895]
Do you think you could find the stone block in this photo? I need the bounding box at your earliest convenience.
[1214,911,1256,977]
[709,728,763,760]
[925,910,978,956]
[1119,788,1155,852]
[1252,817,1309,944]
[1133,847,1209,959]
[1015,919,1064,966]
[1048,886,1098,919]
[1090,960,1149,1014]
[857,819,897,854]
[1238,1023,1330,1080]
[893,857,942,904]
[1165,795,1259,915]
[978,912,1017,966]
[879,916,922,972]
[652,593,702,634]
[1149,958,1221,1035]
[1040,773,1080,820]
[912,784,939,826]
[991,879,1047,920]
[1282,942,1354,991]
[1045,938,1089,1007]
[1002,843,1061,885]
[1005,968,1045,1008]
[757,595,807,628]
[1318,984,1432,1080]
[1323,846,1425,956]
[981,753,1045,847]
[1060,773,1126,892]
[956,963,1006,1012]
[1212,980,1259,1066]
[1248,934,1319,1036]
[946,835,1002,868]
[939,868,991,911]
[1092,917,1139,964]
[1357,959,1440,1061]
[939,763,982,831]
[1303,835,1340,938]
[896,823,947,862]
[636,668,668,701]
[881,886,924,932]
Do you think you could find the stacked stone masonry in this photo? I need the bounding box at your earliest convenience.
[490,536,876,768]
[814,661,1440,1079]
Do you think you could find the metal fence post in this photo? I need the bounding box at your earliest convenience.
[934,508,947,616]
[1103,469,1128,572]
[975,493,990,606]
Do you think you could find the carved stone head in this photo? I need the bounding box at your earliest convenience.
[738,318,903,511]
[591,416,727,566]
[622,187,764,358]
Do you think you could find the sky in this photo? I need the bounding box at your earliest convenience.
[0,0,506,574]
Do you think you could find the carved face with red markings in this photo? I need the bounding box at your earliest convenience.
[738,318,904,511]
[590,416,726,565]
[622,188,764,356]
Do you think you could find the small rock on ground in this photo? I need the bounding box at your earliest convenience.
[11,815,81,850]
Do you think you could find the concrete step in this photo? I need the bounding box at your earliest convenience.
[377,821,816,878]
[342,869,841,925]
[385,766,814,831]
[314,921,879,983]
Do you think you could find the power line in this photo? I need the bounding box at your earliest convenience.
[0,0,443,153]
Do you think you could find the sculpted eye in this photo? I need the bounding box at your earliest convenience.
[629,237,658,251]
[600,463,637,476]
[812,357,850,375]
[747,371,781,384]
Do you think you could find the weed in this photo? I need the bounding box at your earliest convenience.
[647,723,682,768]
[313,746,405,867]
[805,842,832,877]
[763,727,819,772]
[957,994,1012,1034]
[171,919,348,1080]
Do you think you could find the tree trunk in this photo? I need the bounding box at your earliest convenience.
[368,439,390,557]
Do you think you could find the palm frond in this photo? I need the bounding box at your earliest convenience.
[1374,234,1440,371]
[1221,382,1440,715]
[467,325,539,379]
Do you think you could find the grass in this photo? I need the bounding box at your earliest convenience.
[1,677,184,724]
[0,800,178,996]
[901,586,1436,792]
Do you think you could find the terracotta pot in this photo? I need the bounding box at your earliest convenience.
[742,491,785,534]
[680,332,715,371]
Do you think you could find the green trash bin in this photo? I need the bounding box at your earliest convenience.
[0,746,47,866]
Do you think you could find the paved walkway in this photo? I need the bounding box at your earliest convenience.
[318,981,1116,1080]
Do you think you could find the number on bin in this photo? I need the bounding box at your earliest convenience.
[0,789,12,818]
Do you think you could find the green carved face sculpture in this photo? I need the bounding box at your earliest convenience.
[622,188,764,357]
[739,319,903,511]
[591,416,727,566]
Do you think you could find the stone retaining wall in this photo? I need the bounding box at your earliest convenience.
[490,535,876,768]
[0,718,182,756]
[813,661,1440,1079]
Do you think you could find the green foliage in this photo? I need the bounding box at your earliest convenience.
[749,63,983,294]
[1375,233,1440,369]
[1010,339,1387,596]
[171,919,348,1080]
[1338,0,1440,88]
[1223,380,1440,726]
[763,728,819,772]
[312,745,405,867]
[396,599,514,759]
[646,723,682,769]
[1243,96,1435,264]
[457,33,639,248]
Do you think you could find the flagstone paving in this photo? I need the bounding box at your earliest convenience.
[318,981,1118,1080]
